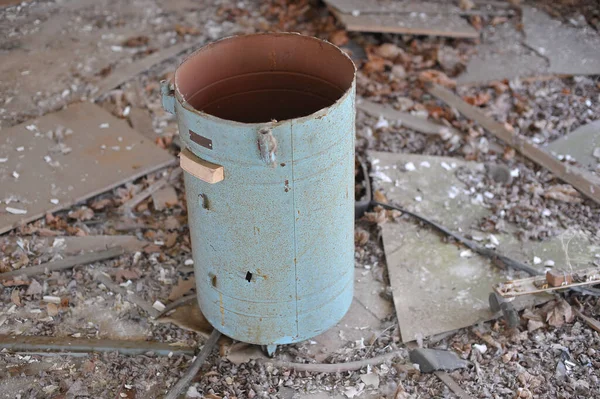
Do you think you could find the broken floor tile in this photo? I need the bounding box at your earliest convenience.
[523,6,600,76]
[370,151,597,341]
[0,102,175,235]
[457,19,549,84]
[545,120,600,173]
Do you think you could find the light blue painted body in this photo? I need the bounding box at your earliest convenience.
[162,52,356,346]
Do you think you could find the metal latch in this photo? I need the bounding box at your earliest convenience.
[180,148,224,184]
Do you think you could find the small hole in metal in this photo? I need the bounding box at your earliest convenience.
[211,274,217,288]
[245,271,253,282]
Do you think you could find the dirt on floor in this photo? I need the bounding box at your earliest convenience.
[1,0,599,398]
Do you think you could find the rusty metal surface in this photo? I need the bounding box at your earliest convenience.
[163,33,356,345]
[0,335,194,356]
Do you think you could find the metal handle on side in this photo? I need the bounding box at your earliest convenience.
[161,80,176,115]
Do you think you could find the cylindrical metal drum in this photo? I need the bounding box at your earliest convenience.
[161,33,356,347]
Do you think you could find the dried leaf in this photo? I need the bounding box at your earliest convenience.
[225,342,267,364]
[156,302,212,338]
[115,268,142,283]
[363,208,387,225]
[375,43,404,60]
[373,190,388,204]
[2,280,30,287]
[68,207,94,221]
[459,0,475,10]
[491,16,508,26]
[174,24,200,36]
[25,279,43,295]
[164,232,178,248]
[60,297,69,308]
[463,92,491,106]
[168,277,196,301]
[543,185,582,203]
[527,319,544,332]
[418,70,456,88]
[546,299,574,327]
[11,289,22,306]
[362,57,387,74]
[354,229,370,246]
[90,198,113,210]
[470,15,483,30]
[47,303,59,317]
[143,244,161,254]
[122,35,149,47]
[329,30,349,47]
[503,147,516,161]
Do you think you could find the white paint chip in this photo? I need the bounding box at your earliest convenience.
[415,196,422,202]
[5,207,27,215]
[405,162,416,171]
[16,146,24,152]
[544,260,555,267]
[533,256,542,265]
[441,161,452,171]
[99,123,110,129]
[489,234,500,246]
[25,125,37,131]
[152,300,166,312]
[473,344,488,354]
[374,115,389,129]
[460,250,473,258]
[12,171,19,179]
[184,259,194,266]
[50,199,59,205]
[420,161,431,168]
[0,158,7,163]
[510,168,520,177]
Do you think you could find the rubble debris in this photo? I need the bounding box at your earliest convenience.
[0,102,175,235]
[573,308,600,334]
[94,39,204,99]
[0,246,124,281]
[371,150,597,341]
[494,267,600,297]
[164,329,221,399]
[260,349,405,373]
[409,348,470,373]
[434,370,475,399]
[428,84,600,205]
[0,335,194,356]
[358,100,461,140]
[93,271,160,318]
[119,168,182,213]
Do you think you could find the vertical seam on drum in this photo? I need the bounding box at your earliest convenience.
[290,120,299,339]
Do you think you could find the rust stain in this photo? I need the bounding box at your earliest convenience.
[254,268,269,280]
[219,292,224,326]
